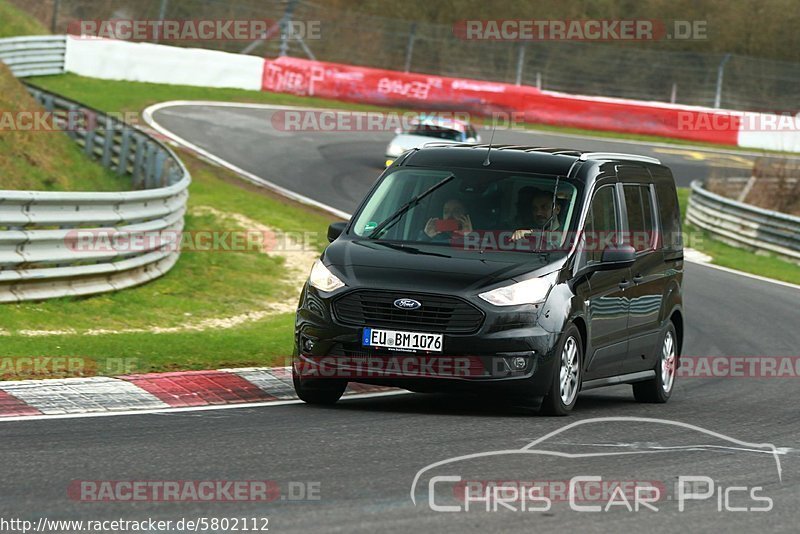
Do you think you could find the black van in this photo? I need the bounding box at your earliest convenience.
[293,145,684,415]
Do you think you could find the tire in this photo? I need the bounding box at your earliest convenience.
[541,324,583,416]
[633,322,678,403]
[292,367,347,405]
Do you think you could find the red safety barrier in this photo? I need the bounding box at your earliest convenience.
[261,56,739,145]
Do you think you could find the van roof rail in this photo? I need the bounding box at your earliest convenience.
[578,152,661,165]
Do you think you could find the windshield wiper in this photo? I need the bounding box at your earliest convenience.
[370,241,452,258]
[368,173,456,239]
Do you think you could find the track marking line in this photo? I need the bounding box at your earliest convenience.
[142,101,351,220]
[0,390,409,423]
[687,260,800,292]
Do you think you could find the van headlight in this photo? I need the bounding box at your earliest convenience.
[309,260,345,292]
[478,274,555,306]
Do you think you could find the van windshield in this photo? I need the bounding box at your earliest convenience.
[406,124,465,141]
[352,167,581,256]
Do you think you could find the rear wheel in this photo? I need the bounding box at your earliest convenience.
[293,366,347,405]
[541,324,583,416]
[633,322,677,403]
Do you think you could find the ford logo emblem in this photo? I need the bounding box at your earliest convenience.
[393,298,421,310]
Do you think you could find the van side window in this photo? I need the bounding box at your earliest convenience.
[655,181,682,252]
[585,186,618,264]
[623,185,655,252]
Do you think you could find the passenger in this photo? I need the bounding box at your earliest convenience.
[423,199,473,239]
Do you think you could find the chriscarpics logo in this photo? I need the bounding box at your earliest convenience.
[411,417,785,513]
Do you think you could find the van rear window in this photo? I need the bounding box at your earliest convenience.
[656,181,682,252]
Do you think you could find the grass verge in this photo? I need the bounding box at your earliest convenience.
[0,151,334,378]
[0,64,127,191]
[0,0,127,191]
[1,312,296,377]
[0,0,47,38]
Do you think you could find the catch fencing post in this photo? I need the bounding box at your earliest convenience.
[154,0,169,43]
[51,0,61,33]
[714,54,731,108]
[404,23,417,73]
[279,0,298,57]
[515,42,526,85]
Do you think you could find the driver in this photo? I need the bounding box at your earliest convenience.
[510,188,562,241]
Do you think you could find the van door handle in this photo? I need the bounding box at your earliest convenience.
[632,274,644,284]
[618,279,634,290]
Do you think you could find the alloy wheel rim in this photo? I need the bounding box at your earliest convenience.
[559,336,580,405]
[661,331,676,393]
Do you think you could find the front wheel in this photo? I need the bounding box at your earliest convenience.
[293,366,347,405]
[632,322,678,403]
[541,324,583,416]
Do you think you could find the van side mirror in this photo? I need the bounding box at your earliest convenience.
[327,222,347,242]
[598,244,636,270]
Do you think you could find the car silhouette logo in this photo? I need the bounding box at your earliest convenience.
[394,298,422,310]
[409,416,786,505]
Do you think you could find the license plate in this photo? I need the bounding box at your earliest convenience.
[362,328,443,352]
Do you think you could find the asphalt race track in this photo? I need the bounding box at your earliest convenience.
[146,103,770,214]
[2,103,799,533]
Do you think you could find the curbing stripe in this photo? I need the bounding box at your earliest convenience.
[0,366,400,419]
[0,390,41,417]
[223,366,393,397]
[222,367,297,399]
[0,391,410,423]
[118,370,277,407]
[0,377,169,415]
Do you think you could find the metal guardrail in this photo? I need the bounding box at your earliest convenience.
[686,180,800,262]
[0,35,66,77]
[0,37,190,302]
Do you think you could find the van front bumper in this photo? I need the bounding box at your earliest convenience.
[294,285,563,398]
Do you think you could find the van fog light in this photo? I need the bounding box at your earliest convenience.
[511,356,527,370]
[492,351,535,376]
